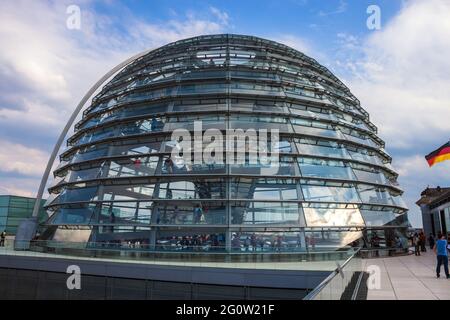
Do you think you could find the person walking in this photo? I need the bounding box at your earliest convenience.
[0,230,5,247]
[419,231,427,252]
[413,233,421,256]
[434,233,450,279]
[428,233,436,250]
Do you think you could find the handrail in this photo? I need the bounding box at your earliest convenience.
[303,247,360,300]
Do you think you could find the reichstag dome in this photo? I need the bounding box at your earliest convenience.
[37,34,410,255]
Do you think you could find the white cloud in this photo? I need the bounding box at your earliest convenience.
[393,154,450,227]
[0,140,48,177]
[210,6,230,26]
[341,0,450,150]
[0,178,40,198]
[0,0,230,196]
[331,0,450,227]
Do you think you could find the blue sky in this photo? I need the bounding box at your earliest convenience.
[1,0,450,227]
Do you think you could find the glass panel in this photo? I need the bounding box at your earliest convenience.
[356,185,395,206]
[303,205,365,227]
[111,141,163,156]
[230,201,304,225]
[50,204,96,224]
[296,140,351,159]
[360,209,397,227]
[57,186,99,203]
[230,156,299,176]
[68,167,102,182]
[179,83,227,94]
[351,163,388,185]
[158,179,226,200]
[391,193,408,209]
[230,231,306,252]
[71,146,109,164]
[161,155,226,175]
[301,184,360,203]
[231,178,299,200]
[153,201,227,225]
[348,150,384,166]
[52,227,91,242]
[101,185,156,201]
[97,201,152,225]
[156,231,226,251]
[0,196,10,207]
[304,230,362,251]
[106,156,160,177]
[298,158,356,180]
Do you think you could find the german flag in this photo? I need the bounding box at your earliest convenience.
[425,141,450,167]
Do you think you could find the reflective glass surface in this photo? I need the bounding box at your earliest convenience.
[42,34,410,254]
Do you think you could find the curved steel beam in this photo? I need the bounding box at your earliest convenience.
[32,49,151,218]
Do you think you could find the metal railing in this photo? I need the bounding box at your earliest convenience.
[1,239,357,264]
[303,247,362,300]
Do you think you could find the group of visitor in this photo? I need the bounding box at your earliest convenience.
[412,231,427,256]
[157,234,223,251]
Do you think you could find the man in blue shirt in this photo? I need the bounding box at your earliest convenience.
[433,233,449,278]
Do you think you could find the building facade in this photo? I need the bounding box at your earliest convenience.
[0,195,46,235]
[36,34,409,255]
[416,187,450,237]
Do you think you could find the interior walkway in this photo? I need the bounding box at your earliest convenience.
[363,249,450,300]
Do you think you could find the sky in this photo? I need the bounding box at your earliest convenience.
[1,0,450,227]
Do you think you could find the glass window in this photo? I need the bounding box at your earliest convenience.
[357,185,396,206]
[0,196,10,207]
[303,205,365,227]
[68,167,102,182]
[348,149,384,166]
[230,156,299,176]
[107,156,160,177]
[161,155,226,175]
[156,231,226,252]
[72,146,109,164]
[298,158,356,180]
[296,140,351,159]
[158,179,226,200]
[231,178,300,200]
[101,184,156,201]
[301,183,360,203]
[360,209,397,227]
[52,227,91,242]
[304,230,363,250]
[121,117,165,135]
[49,204,96,225]
[292,118,342,139]
[97,201,152,225]
[230,201,304,225]
[153,201,226,225]
[391,193,408,209]
[230,231,306,252]
[111,141,163,156]
[58,186,99,203]
[351,163,387,185]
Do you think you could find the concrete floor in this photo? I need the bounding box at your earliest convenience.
[363,250,450,300]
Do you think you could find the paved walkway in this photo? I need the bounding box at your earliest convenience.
[363,250,450,300]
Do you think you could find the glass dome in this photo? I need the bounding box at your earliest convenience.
[38,34,409,256]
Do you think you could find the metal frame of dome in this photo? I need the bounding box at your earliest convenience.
[33,34,410,256]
